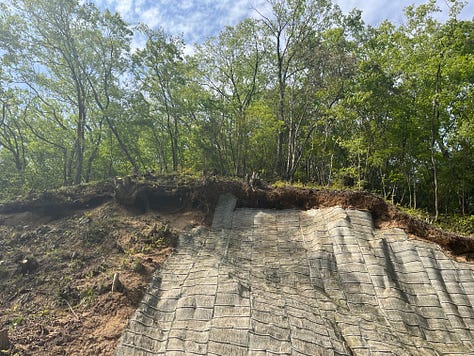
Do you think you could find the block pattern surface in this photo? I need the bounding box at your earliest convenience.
[116,194,474,355]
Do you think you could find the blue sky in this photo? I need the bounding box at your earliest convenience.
[91,0,474,48]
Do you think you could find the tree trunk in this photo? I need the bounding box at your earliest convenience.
[106,117,139,174]
[431,63,441,221]
[276,130,284,176]
[74,99,85,185]
[276,31,285,177]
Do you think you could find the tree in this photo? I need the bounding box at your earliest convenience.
[132,27,195,172]
[79,6,137,178]
[261,0,331,178]
[0,0,133,184]
[299,13,362,184]
[195,19,264,176]
[393,0,470,219]
[0,89,28,181]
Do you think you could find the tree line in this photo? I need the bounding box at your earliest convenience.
[1,0,473,218]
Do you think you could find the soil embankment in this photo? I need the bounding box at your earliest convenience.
[0,175,473,354]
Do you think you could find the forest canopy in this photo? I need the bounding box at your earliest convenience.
[1,0,474,218]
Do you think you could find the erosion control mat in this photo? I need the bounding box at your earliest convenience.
[116,194,474,355]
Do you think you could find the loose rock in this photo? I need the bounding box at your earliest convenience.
[111,273,123,293]
[0,328,10,350]
[18,257,39,275]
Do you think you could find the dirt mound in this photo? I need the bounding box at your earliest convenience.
[0,192,203,355]
[113,176,474,260]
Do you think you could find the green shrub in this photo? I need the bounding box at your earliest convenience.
[437,215,474,236]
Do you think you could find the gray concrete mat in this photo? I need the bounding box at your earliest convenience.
[116,194,474,355]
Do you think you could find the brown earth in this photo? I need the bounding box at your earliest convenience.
[0,174,472,355]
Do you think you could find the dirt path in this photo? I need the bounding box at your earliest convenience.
[116,194,474,355]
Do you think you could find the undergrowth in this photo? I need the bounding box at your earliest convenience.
[399,206,474,237]
[436,215,474,237]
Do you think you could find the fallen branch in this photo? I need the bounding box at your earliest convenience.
[64,299,80,321]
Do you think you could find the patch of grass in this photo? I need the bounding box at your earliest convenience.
[272,180,309,189]
[10,315,24,329]
[122,257,146,273]
[271,180,331,190]
[436,214,474,237]
[131,260,146,273]
[398,206,431,221]
[30,309,50,319]
[81,220,110,243]
[399,206,474,237]
[79,286,96,306]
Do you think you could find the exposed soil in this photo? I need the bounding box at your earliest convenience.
[0,177,205,356]
[0,174,472,355]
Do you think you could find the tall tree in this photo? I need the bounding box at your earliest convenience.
[0,89,28,179]
[0,0,132,184]
[258,0,337,179]
[394,0,469,219]
[195,19,264,176]
[132,27,191,172]
[79,6,137,178]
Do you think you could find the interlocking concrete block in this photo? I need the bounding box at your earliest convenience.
[116,195,474,355]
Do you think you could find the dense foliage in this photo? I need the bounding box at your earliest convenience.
[1,0,473,218]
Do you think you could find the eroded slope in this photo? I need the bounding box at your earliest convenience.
[1,176,473,355]
[117,194,474,355]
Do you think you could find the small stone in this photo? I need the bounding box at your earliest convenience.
[18,257,39,275]
[0,328,10,350]
[111,273,123,293]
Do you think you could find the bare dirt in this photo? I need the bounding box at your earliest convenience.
[0,180,205,355]
[0,174,472,355]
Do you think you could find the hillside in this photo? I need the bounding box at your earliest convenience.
[118,194,474,354]
[0,175,473,355]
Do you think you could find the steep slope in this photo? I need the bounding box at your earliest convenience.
[0,178,205,355]
[1,176,473,355]
[117,194,474,355]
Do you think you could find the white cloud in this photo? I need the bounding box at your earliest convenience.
[220,0,253,26]
[333,0,474,26]
[183,43,196,56]
[91,0,474,51]
[140,6,161,28]
[131,33,147,53]
[178,0,194,11]
[115,0,133,14]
